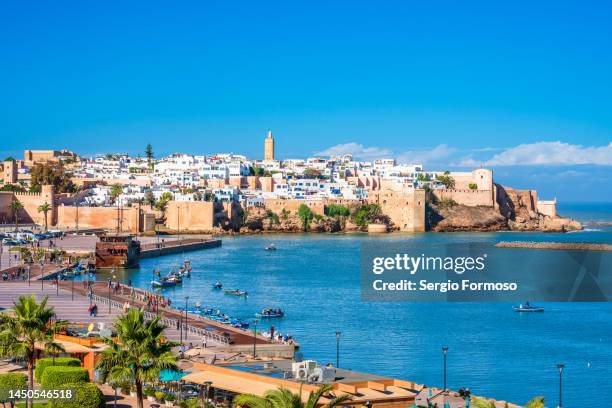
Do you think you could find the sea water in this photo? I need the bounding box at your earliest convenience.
[95,202,612,407]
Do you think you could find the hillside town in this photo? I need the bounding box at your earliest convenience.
[0,131,580,235]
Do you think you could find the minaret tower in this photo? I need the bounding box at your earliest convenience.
[264,130,275,161]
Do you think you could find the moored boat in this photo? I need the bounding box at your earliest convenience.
[212,281,223,289]
[151,279,176,288]
[265,244,277,251]
[224,289,248,297]
[513,302,544,312]
[256,308,285,318]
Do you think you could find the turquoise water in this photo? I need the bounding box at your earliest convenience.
[96,202,612,407]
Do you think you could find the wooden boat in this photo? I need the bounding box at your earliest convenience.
[151,279,175,288]
[255,308,285,318]
[224,289,248,297]
[513,302,544,312]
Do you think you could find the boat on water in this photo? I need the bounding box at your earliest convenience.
[256,308,285,318]
[151,279,176,288]
[212,281,223,290]
[180,260,193,275]
[265,244,277,251]
[224,289,248,297]
[513,302,544,312]
[167,274,183,284]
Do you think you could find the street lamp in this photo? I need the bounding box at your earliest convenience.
[184,296,189,343]
[203,380,212,408]
[557,363,565,408]
[252,319,259,358]
[335,331,342,368]
[40,260,44,291]
[442,346,449,393]
[108,272,116,314]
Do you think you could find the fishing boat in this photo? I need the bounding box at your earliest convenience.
[256,308,285,318]
[264,244,277,251]
[167,274,183,284]
[151,279,176,288]
[513,302,544,312]
[224,289,248,297]
[180,260,192,276]
[212,281,223,290]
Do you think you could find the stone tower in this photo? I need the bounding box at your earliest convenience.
[264,130,275,161]
[2,160,17,184]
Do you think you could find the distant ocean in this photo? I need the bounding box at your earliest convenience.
[92,201,611,407]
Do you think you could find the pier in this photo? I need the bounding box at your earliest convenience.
[140,237,222,259]
[496,241,612,251]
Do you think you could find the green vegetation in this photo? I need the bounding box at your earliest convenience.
[297,204,314,231]
[350,203,382,227]
[266,209,280,225]
[96,308,178,408]
[280,208,290,220]
[302,168,322,179]
[435,171,455,189]
[29,161,76,193]
[41,366,89,388]
[0,184,27,193]
[109,184,123,204]
[34,357,81,383]
[145,143,154,168]
[179,398,200,408]
[48,383,105,408]
[155,192,173,213]
[416,173,431,182]
[0,372,27,402]
[9,199,23,231]
[524,396,545,408]
[325,204,350,218]
[468,182,478,190]
[0,295,65,408]
[235,384,352,408]
[144,190,156,206]
[472,399,496,408]
[437,198,458,208]
[37,203,52,232]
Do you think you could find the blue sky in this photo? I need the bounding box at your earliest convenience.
[1,1,611,200]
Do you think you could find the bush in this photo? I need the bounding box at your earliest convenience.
[326,204,350,218]
[144,386,156,397]
[350,204,382,227]
[0,373,27,402]
[155,391,166,402]
[297,204,314,231]
[41,366,89,388]
[468,182,478,190]
[48,383,105,408]
[35,357,81,382]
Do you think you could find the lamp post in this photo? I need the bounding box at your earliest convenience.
[203,380,212,408]
[40,260,44,291]
[108,272,116,314]
[252,319,259,358]
[335,331,341,368]
[442,346,449,393]
[184,296,189,343]
[557,363,565,408]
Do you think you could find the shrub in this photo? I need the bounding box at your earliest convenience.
[438,198,458,208]
[48,383,105,408]
[297,204,314,231]
[41,366,89,388]
[468,182,478,190]
[326,204,350,218]
[144,386,156,397]
[350,204,382,227]
[0,373,27,402]
[155,391,166,402]
[35,357,81,382]
[164,392,176,402]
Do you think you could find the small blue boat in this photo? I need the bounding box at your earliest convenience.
[151,279,175,288]
[513,302,544,312]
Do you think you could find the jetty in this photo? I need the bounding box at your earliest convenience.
[139,237,222,258]
[496,241,612,251]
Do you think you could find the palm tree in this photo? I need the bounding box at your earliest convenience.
[0,295,65,408]
[37,202,51,232]
[96,308,178,408]
[525,396,545,408]
[110,184,123,233]
[235,384,352,408]
[9,199,23,231]
[472,398,496,408]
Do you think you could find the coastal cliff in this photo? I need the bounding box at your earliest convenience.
[426,185,582,232]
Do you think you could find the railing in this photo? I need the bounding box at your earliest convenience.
[90,294,230,345]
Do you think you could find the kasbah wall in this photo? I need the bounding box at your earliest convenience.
[55,205,143,233]
[165,201,214,231]
[368,189,426,232]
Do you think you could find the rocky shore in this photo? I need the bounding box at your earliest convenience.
[496,241,612,251]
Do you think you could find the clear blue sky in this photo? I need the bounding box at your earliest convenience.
[1,1,611,200]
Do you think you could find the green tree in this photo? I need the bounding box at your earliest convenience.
[155,192,173,213]
[38,202,52,231]
[9,199,23,231]
[350,203,382,228]
[297,204,314,231]
[145,143,154,168]
[29,161,76,193]
[0,295,65,408]
[325,204,349,218]
[524,396,545,408]
[96,308,178,408]
[144,191,156,207]
[436,171,455,189]
[235,384,351,408]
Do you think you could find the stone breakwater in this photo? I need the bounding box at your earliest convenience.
[496,241,612,251]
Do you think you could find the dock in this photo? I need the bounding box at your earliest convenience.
[496,241,612,251]
[140,237,222,259]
